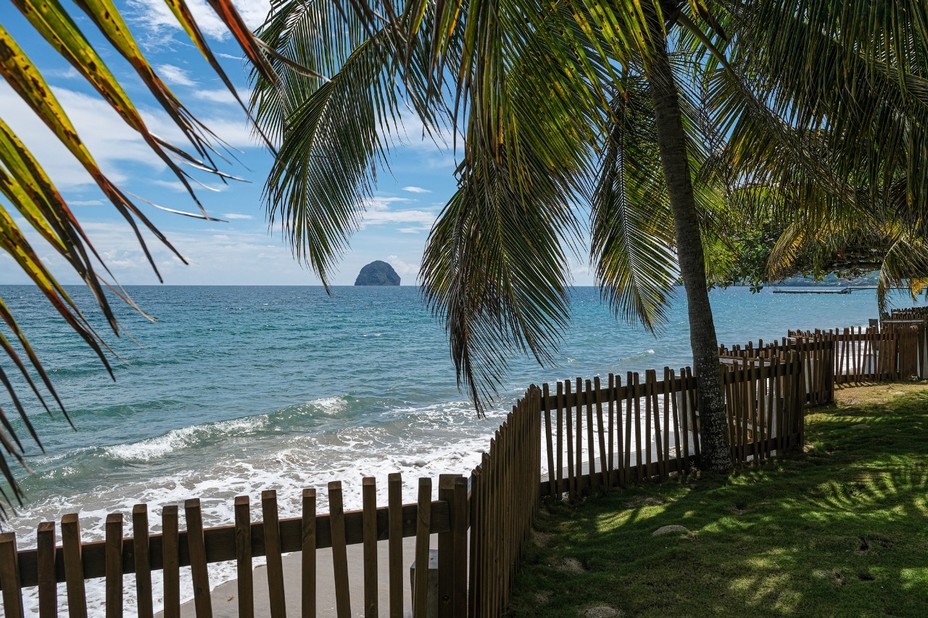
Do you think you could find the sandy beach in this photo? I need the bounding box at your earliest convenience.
[163,536,430,617]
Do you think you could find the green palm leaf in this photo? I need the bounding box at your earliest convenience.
[0,0,274,511]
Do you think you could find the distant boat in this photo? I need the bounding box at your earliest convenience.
[772,288,851,294]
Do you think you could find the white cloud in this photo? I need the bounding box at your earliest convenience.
[224,213,255,220]
[394,110,458,154]
[386,255,419,278]
[157,64,196,87]
[3,220,317,286]
[0,84,160,188]
[193,88,251,104]
[364,209,435,225]
[401,186,430,194]
[128,0,271,42]
[149,180,187,192]
[0,82,263,193]
[354,196,435,229]
[362,196,411,211]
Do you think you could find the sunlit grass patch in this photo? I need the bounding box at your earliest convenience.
[509,385,928,617]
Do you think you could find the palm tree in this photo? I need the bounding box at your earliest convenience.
[0,0,273,508]
[252,0,928,473]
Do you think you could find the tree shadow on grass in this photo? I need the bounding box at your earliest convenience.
[509,397,928,617]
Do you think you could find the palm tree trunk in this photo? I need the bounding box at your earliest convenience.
[647,30,733,472]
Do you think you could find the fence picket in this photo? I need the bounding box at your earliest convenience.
[555,381,564,497]
[132,505,153,618]
[576,377,584,496]
[594,376,608,488]
[301,489,317,618]
[162,505,180,618]
[0,533,24,618]
[184,500,212,618]
[234,496,254,618]
[104,514,123,618]
[412,477,432,618]
[387,474,403,618]
[565,380,575,499]
[262,490,286,618]
[362,477,378,617]
[36,522,56,618]
[585,379,597,492]
[328,481,351,618]
[60,514,87,618]
[543,383,555,497]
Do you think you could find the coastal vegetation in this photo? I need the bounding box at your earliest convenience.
[509,383,928,617]
[251,0,928,472]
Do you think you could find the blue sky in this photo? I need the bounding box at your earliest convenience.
[2,0,595,286]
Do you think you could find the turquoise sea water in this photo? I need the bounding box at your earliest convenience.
[0,284,923,612]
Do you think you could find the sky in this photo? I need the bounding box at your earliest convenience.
[1,0,595,286]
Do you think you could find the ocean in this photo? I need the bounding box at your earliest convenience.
[0,284,922,613]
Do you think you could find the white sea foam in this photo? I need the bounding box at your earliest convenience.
[102,416,269,461]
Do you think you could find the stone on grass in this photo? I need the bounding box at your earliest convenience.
[582,606,622,617]
[555,557,586,574]
[652,524,690,537]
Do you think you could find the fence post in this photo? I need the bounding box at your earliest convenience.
[438,475,469,617]
[438,475,455,615]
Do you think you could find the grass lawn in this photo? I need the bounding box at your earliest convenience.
[509,383,928,617]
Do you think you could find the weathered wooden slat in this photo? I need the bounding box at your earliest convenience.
[61,514,87,618]
[104,514,123,618]
[555,381,564,499]
[184,499,212,618]
[387,473,403,618]
[633,372,643,480]
[565,380,575,499]
[362,478,378,617]
[413,478,431,618]
[437,475,454,617]
[607,374,615,484]
[585,379,597,492]
[0,532,24,618]
[468,466,481,616]
[234,496,254,618]
[36,522,57,618]
[328,481,351,618]
[624,372,633,487]
[451,476,468,618]
[161,506,180,618]
[132,505,153,618]
[594,376,608,488]
[543,383,555,498]
[262,490,287,618]
[301,489,316,618]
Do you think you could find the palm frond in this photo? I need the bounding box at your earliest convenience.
[591,83,677,331]
[259,21,404,286]
[0,0,272,513]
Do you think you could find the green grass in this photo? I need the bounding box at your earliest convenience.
[509,384,928,617]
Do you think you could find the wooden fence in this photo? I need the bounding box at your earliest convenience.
[468,388,540,617]
[1,312,926,616]
[720,337,834,406]
[0,475,468,618]
[538,356,804,500]
[0,396,536,617]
